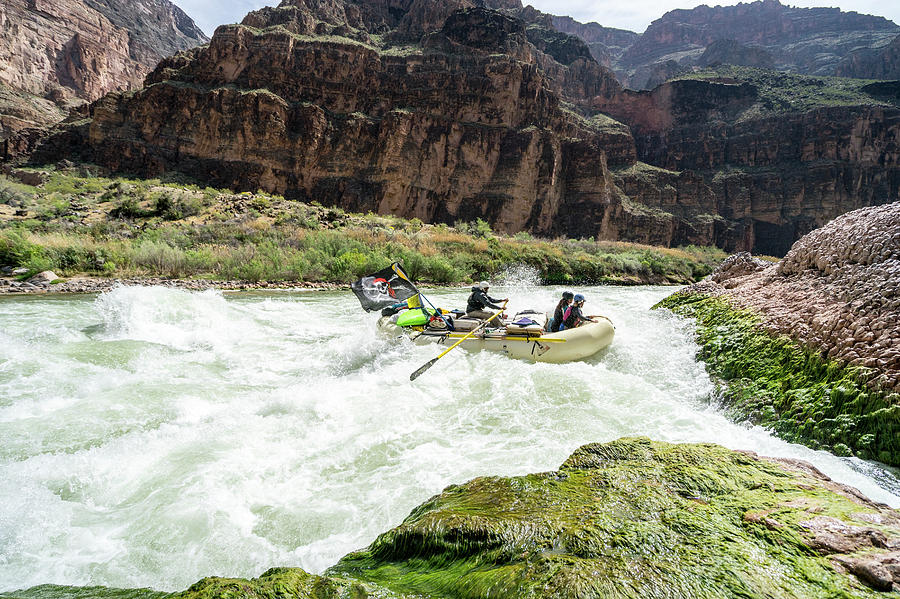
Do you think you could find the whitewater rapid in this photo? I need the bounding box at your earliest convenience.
[1,283,898,592]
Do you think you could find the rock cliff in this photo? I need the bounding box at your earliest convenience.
[615,0,899,89]
[0,0,207,134]
[596,70,900,256]
[35,1,651,241]
[658,203,900,465]
[19,1,900,254]
[837,34,900,80]
[548,16,639,68]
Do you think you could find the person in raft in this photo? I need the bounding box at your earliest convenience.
[547,290,574,333]
[466,281,507,321]
[560,294,598,330]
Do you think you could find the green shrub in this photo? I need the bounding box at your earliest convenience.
[0,229,45,268]
[131,240,189,276]
[0,180,31,207]
[111,197,149,219]
[155,192,204,220]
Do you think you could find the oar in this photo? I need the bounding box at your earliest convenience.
[410,300,508,381]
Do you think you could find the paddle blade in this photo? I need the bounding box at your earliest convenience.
[410,357,438,381]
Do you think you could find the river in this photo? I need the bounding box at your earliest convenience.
[1,282,898,592]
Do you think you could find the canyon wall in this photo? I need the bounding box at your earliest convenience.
[21,0,900,254]
[0,0,207,142]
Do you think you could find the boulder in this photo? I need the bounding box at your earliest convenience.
[42,438,899,599]
[26,270,58,285]
[657,203,900,465]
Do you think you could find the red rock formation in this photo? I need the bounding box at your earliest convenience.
[685,202,900,392]
[24,0,900,254]
[46,3,659,242]
[595,76,900,255]
[0,0,207,125]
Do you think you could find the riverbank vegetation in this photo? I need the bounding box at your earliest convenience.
[656,293,899,466]
[0,167,725,285]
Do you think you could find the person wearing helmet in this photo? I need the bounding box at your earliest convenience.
[560,293,597,330]
[548,290,574,333]
[466,280,507,321]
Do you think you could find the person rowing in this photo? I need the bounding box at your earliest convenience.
[466,281,508,321]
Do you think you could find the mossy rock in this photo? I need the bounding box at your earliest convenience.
[332,438,900,598]
[654,293,900,467]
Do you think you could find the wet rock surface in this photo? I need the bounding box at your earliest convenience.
[687,203,900,392]
[658,203,900,465]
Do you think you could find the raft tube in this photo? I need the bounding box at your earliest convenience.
[377,316,614,364]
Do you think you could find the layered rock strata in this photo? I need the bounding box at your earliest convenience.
[548,16,638,68]
[23,0,900,254]
[4,438,899,598]
[658,203,900,465]
[837,34,900,80]
[38,1,652,241]
[0,0,207,136]
[597,76,900,256]
[615,0,899,89]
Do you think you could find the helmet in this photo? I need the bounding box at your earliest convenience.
[478,281,489,290]
[574,293,585,303]
[562,290,574,300]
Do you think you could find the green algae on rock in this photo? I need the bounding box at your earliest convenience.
[0,571,412,599]
[655,293,900,467]
[0,586,172,599]
[332,438,900,598]
[653,203,900,466]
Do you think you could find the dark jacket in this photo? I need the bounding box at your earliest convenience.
[467,287,502,312]
[550,300,569,332]
[563,304,588,329]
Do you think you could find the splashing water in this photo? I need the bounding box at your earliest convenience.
[491,263,543,295]
[0,285,897,592]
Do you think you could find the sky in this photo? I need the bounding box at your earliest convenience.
[172,0,900,38]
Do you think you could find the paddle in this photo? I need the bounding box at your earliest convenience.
[409,300,508,381]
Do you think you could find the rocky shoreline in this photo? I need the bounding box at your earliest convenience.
[657,203,900,466]
[0,274,350,295]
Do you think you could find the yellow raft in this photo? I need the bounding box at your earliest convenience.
[377,311,614,364]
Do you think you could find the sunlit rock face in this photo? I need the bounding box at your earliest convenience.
[693,203,900,392]
[0,0,207,103]
[335,438,900,597]
[42,0,651,242]
[0,0,207,143]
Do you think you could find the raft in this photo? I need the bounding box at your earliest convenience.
[377,309,614,364]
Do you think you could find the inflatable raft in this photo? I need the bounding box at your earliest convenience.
[378,309,614,364]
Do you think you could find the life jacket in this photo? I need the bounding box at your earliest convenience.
[467,288,495,312]
[563,305,582,329]
[550,301,567,332]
